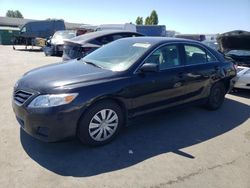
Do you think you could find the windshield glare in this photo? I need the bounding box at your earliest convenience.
[82,40,151,71]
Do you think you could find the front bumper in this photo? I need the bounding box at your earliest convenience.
[12,99,83,142]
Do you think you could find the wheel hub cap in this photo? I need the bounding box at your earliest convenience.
[88,109,119,141]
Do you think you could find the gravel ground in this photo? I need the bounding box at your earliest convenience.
[0,45,249,188]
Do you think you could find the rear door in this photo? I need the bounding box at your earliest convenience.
[181,43,221,101]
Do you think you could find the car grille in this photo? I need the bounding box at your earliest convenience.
[14,90,33,105]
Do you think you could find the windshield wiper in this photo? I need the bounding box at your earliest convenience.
[83,61,102,68]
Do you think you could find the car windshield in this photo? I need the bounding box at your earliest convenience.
[226,50,250,57]
[53,31,76,40]
[82,39,151,71]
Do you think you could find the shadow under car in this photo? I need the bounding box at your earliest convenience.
[20,97,250,177]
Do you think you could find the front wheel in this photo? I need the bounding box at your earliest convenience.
[205,82,226,110]
[77,100,124,146]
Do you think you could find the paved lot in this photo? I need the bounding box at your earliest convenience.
[0,45,249,188]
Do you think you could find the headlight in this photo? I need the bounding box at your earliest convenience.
[28,93,78,108]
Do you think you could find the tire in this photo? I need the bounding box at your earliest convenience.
[77,100,124,146]
[205,82,226,110]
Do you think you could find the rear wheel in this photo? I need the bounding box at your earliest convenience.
[77,100,124,146]
[205,82,226,110]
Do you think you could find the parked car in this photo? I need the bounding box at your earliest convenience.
[12,37,236,146]
[233,66,250,90]
[62,30,144,60]
[217,30,250,90]
[43,29,92,56]
[202,40,218,50]
[217,30,250,67]
[43,30,77,56]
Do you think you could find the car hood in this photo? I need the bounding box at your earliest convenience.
[17,59,116,93]
[217,30,250,53]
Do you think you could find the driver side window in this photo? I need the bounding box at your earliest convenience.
[145,45,181,70]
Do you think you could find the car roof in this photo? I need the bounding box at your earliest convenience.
[117,36,202,45]
[65,30,142,44]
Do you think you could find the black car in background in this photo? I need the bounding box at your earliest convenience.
[217,30,250,67]
[12,37,236,146]
[62,30,144,60]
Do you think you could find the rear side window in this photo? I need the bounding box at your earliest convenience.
[184,45,216,65]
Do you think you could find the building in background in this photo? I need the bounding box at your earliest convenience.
[0,26,19,44]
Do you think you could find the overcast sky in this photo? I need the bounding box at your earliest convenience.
[0,0,249,34]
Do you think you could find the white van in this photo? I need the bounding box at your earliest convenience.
[96,23,136,32]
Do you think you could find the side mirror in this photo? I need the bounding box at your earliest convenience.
[140,63,159,72]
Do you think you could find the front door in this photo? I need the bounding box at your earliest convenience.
[129,44,187,116]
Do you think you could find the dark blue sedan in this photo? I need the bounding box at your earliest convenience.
[12,37,236,146]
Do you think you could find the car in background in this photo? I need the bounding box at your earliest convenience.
[202,40,218,50]
[43,29,94,56]
[12,37,236,146]
[43,30,77,56]
[217,30,250,67]
[62,30,144,60]
[233,66,250,90]
[217,30,250,90]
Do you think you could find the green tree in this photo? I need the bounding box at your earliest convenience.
[144,16,151,25]
[6,10,23,18]
[135,16,143,25]
[141,10,159,25]
[149,10,158,25]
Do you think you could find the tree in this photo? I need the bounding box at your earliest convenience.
[149,10,158,25]
[144,16,151,25]
[138,10,159,25]
[135,16,143,25]
[15,10,23,18]
[6,10,23,18]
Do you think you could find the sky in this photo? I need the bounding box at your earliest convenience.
[0,0,249,34]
